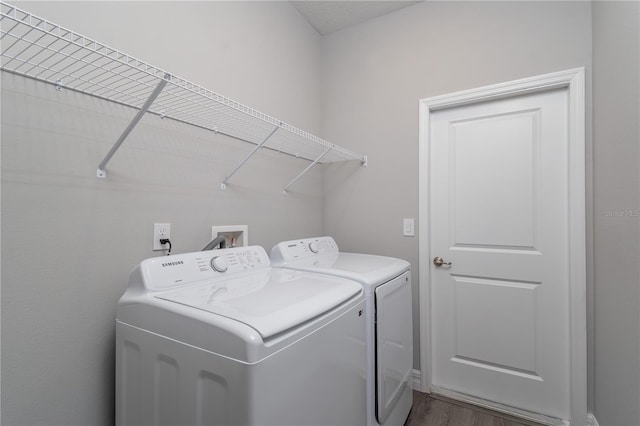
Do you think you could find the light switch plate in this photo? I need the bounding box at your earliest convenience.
[403,218,415,237]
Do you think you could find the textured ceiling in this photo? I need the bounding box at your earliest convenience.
[290,1,421,36]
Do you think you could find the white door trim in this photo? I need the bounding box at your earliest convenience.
[418,68,586,424]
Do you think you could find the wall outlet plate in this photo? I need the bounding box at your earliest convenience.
[211,225,248,248]
[153,223,171,251]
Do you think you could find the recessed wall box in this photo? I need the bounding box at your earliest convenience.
[211,225,248,248]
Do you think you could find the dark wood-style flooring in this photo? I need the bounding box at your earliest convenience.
[405,391,546,426]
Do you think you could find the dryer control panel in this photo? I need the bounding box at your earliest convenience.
[271,236,339,262]
[138,246,270,291]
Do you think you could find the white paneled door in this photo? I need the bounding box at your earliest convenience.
[420,70,586,423]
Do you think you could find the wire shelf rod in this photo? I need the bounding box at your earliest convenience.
[157,91,259,134]
[96,73,170,178]
[1,23,165,85]
[102,74,155,97]
[37,43,90,77]
[283,146,333,194]
[220,125,280,190]
[162,85,265,135]
[1,52,161,112]
[0,20,20,41]
[1,34,159,96]
[8,29,47,64]
[28,40,79,76]
[1,30,33,65]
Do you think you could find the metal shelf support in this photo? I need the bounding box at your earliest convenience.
[96,73,170,178]
[220,125,279,190]
[282,146,333,194]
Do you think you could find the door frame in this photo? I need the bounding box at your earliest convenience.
[418,68,586,423]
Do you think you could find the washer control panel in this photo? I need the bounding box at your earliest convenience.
[208,248,266,274]
[210,255,229,272]
[141,246,269,291]
[271,236,339,262]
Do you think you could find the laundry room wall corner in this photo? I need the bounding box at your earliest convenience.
[592,2,640,425]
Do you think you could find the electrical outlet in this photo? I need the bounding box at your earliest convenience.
[153,223,171,251]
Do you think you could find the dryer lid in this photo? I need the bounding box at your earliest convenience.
[271,237,410,288]
[155,269,361,339]
[272,251,410,289]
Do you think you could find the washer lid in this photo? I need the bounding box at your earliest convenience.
[155,268,361,339]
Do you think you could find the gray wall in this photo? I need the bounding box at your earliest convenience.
[321,1,640,425]
[3,1,640,426]
[320,0,592,382]
[592,1,640,425]
[2,2,323,425]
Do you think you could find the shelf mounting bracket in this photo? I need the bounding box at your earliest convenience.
[220,124,280,190]
[96,73,171,178]
[282,145,333,194]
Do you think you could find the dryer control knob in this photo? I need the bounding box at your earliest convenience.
[308,241,319,253]
[210,255,229,272]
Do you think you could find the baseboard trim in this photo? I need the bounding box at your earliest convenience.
[430,386,568,426]
[411,369,594,426]
[411,369,421,390]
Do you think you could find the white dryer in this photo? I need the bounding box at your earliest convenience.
[271,237,413,426]
[116,245,367,426]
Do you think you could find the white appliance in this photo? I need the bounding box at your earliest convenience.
[271,237,413,426]
[116,245,367,426]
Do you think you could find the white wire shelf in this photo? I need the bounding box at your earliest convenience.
[0,2,367,191]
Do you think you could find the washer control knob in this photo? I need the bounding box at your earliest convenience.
[308,241,319,253]
[210,255,229,272]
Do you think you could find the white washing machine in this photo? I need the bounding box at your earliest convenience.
[271,237,413,426]
[116,245,367,426]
